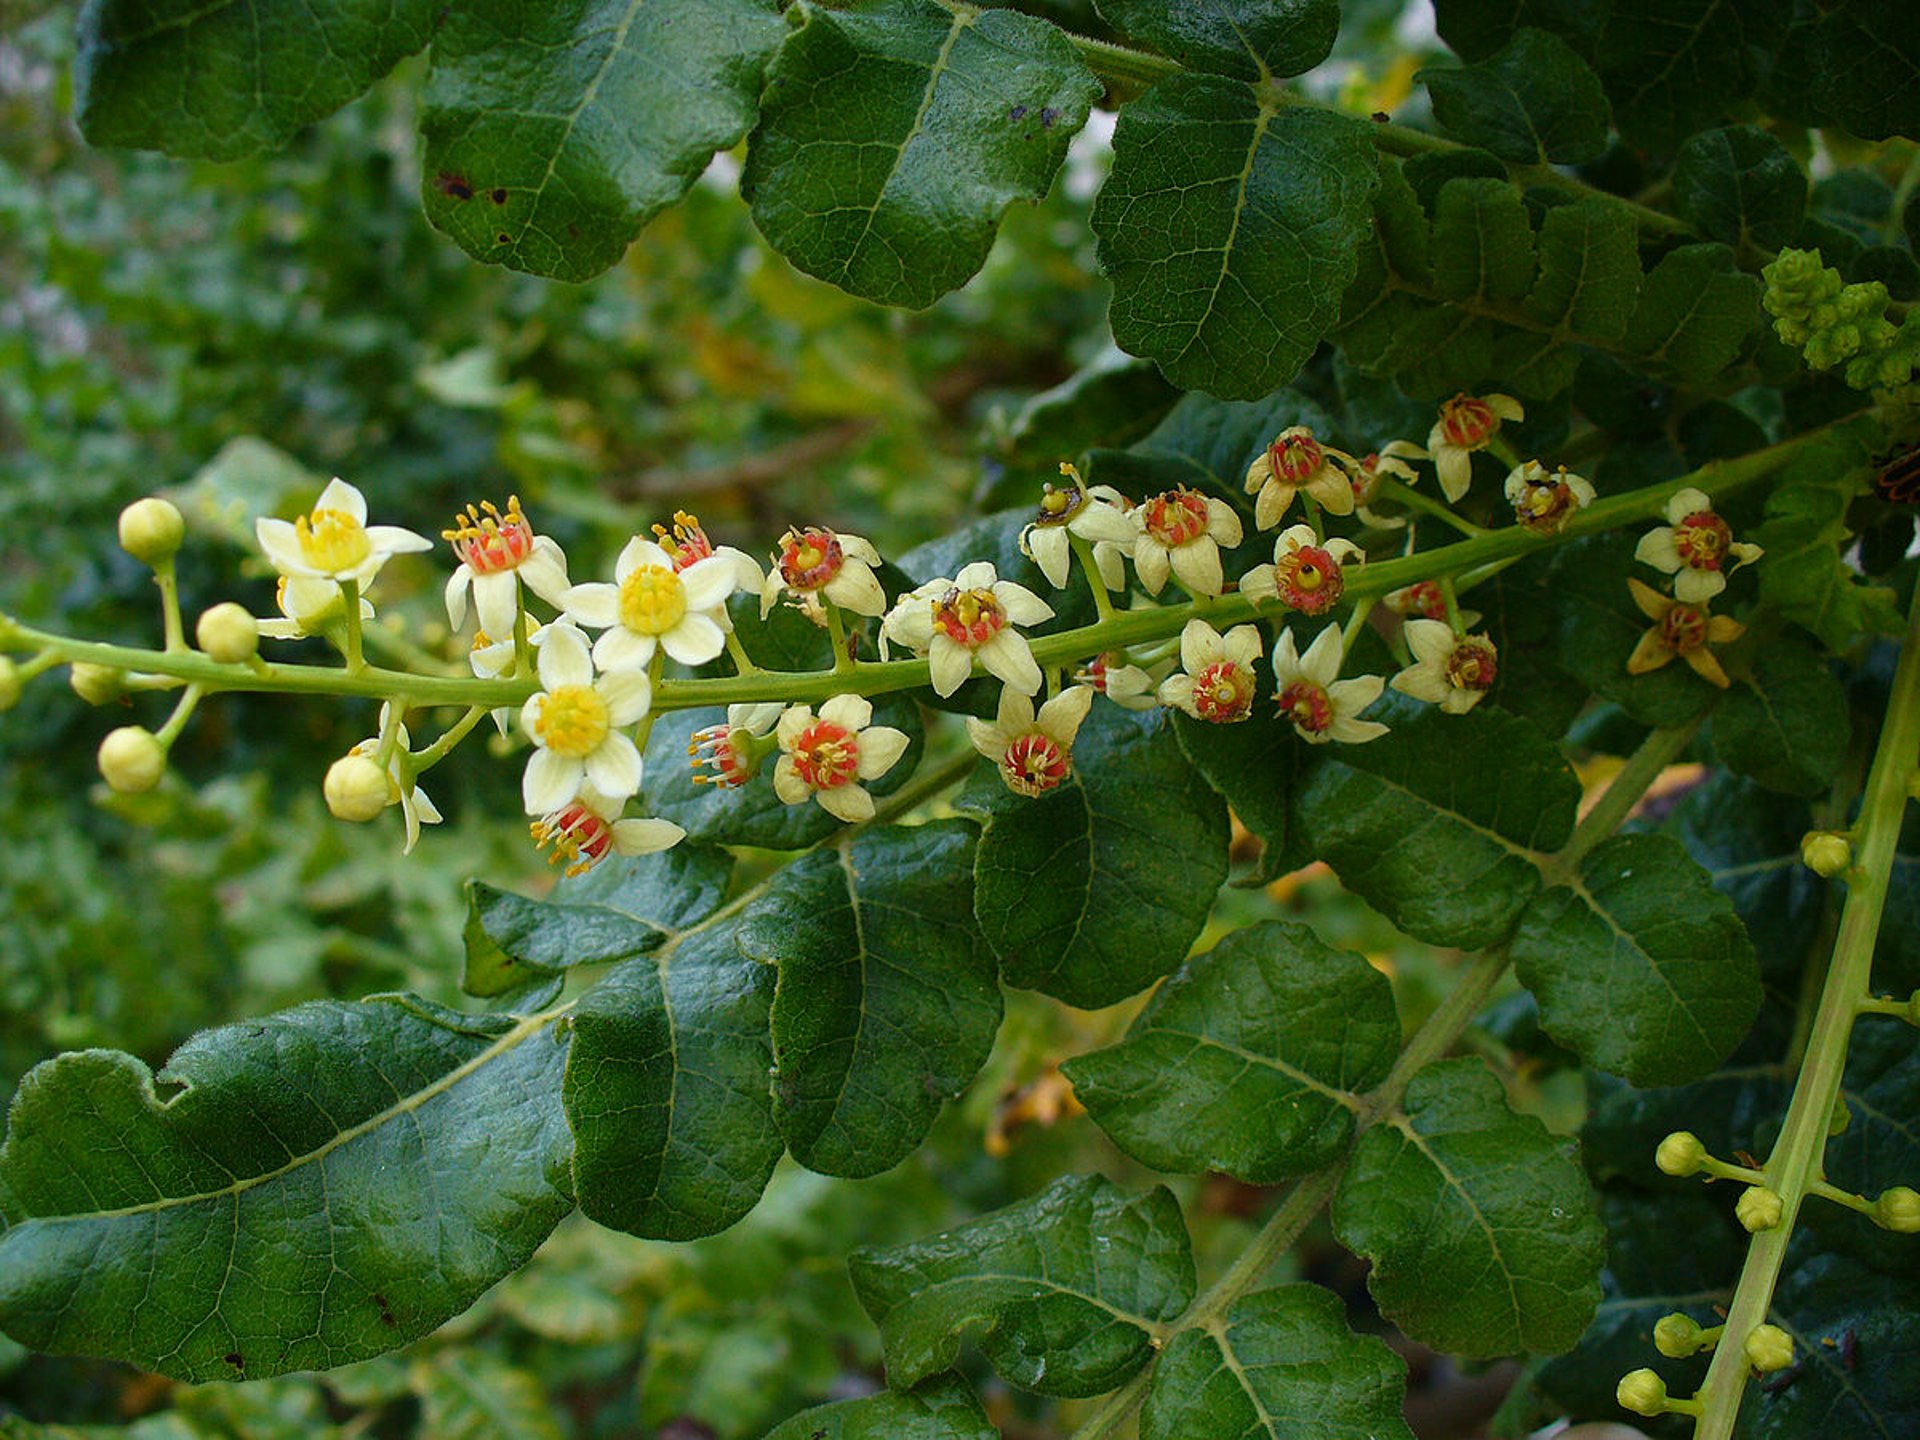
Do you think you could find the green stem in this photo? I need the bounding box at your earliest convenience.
[154,684,203,747]
[825,603,854,674]
[511,592,532,679]
[1070,532,1117,621]
[1691,582,1920,1440]
[1373,477,1485,537]
[154,560,186,654]
[1547,720,1702,881]
[411,705,489,773]
[725,628,762,676]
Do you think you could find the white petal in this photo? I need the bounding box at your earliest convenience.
[824,560,888,618]
[314,477,367,523]
[678,556,736,611]
[612,817,686,855]
[1271,628,1304,684]
[519,538,572,602]
[1028,526,1071,588]
[1169,539,1224,597]
[1222,624,1264,668]
[1488,393,1525,421]
[537,622,593,689]
[1240,564,1277,602]
[1667,487,1712,524]
[616,536,673,580]
[1441,686,1487,714]
[1254,480,1289,532]
[1329,673,1385,715]
[884,599,935,651]
[929,635,975,696]
[1205,499,1244,547]
[841,533,881,564]
[855,726,910,779]
[1403,617,1456,665]
[1299,624,1345,686]
[564,582,621,629]
[1134,538,1170,594]
[661,612,727,666]
[585,732,643,800]
[996,682,1036,732]
[1071,502,1138,545]
[730,701,784,734]
[444,566,473,631]
[1276,523,1318,555]
[523,749,583,814]
[410,785,443,825]
[472,570,522,642]
[966,715,1008,759]
[1634,528,1684,573]
[594,626,656,672]
[978,630,1042,695]
[776,705,815,748]
[1326,715,1391,744]
[1391,665,1451,704]
[1158,674,1198,715]
[599,669,653,726]
[1672,566,1727,603]
[760,568,785,618]
[994,581,1054,626]
[773,755,811,804]
[1309,471,1356,516]
[255,518,311,575]
[1093,543,1127,591]
[1435,447,1472,503]
[363,525,434,555]
[819,693,873,731]
[817,784,875,823]
[955,560,999,589]
[1180,619,1223,675]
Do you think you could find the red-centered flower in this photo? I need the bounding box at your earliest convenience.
[1426,392,1523,502]
[689,702,782,788]
[762,524,886,618]
[1269,626,1387,745]
[966,684,1096,797]
[1633,487,1763,603]
[1243,425,1358,528]
[1240,524,1364,615]
[442,495,571,638]
[1390,619,1499,714]
[1159,620,1263,723]
[1019,463,1137,589]
[881,560,1053,697]
[1505,460,1596,535]
[1132,486,1243,596]
[1626,578,1745,688]
[772,695,910,822]
[531,786,685,877]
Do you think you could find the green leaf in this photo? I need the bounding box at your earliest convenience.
[1522,199,1641,343]
[1622,242,1763,383]
[1510,832,1762,1085]
[1595,0,1791,152]
[1295,695,1580,951]
[1755,440,1905,652]
[1064,920,1399,1184]
[1808,0,1920,143]
[0,997,572,1380]
[421,0,784,282]
[73,0,436,159]
[1094,0,1340,83]
[1332,1058,1604,1358]
[763,1377,997,1440]
[741,0,1098,308]
[1712,634,1849,797]
[1422,29,1611,165]
[849,1174,1196,1396]
[1093,76,1378,399]
[1431,178,1537,304]
[1672,125,1808,251]
[462,842,735,998]
[409,1352,566,1440]
[563,924,784,1240]
[1431,0,1606,63]
[1138,1285,1416,1440]
[1172,706,1313,881]
[957,706,1229,1008]
[736,820,1000,1179]
[1137,390,1338,493]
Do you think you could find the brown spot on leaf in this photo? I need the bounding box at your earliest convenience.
[496,233,512,245]
[433,171,474,201]
[373,1292,397,1327]
[223,1352,244,1370]
[1010,104,1028,120]
[490,188,508,205]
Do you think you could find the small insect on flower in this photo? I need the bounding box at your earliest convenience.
[1427,392,1523,502]
[881,561,1054,697]
[761,524,885,618]
[564,530,747,671]
[519,622,652,814]
[1625,578,1744,688]
[443,496,571,638]
[1633,487,1762,602]
[966,683,1096,796]
[256,478,433,589]
[1243,426,1357,528]
[1505,460,1595,535]
[1159,620,1263,723]
[1391,619,1499,713]
[1018,464,1137,589]
[1133,486,1244,596]
[1240,524,1363,615]
[531,787,686,877]
[690,702,783,788]
[1271,626,1388,745]
[772,695,911,822]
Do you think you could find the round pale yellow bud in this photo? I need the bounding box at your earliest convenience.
[70,662,124,706]
[324,754,392,823]
[1801,830,1853,877]
[1655,1131,1708,1177]
[0,657,20,712]
[1615,1368,1669,1417]
[1873,1185,1920,1233]
[1736,1185,1784,1232]
[98,726,166,794]
[1653,1312,1703,1358]
[1744,1323,1793,1373]
[196,603,259,664]
[117,497,185,566]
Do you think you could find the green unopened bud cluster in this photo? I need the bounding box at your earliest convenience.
[1763,248,1920,392]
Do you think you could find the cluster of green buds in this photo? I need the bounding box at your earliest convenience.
[1762,247,1920,392]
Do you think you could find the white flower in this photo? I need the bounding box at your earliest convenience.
[346,704,442,854]
[531,786,686,877]
[1426,393,1524,502]
[1633,487,1763,603]
[1077,652,1161,711]
[563,534,744,672]
[1272,626,1388,744]
[1350,441,1425,528]
[1243,426,1357,529]
[257,573,375,640]
[1504,460,1596,535]
[518,622,652,814]
[1390,618,1498,714]
[761,525,888,618]
[690,701,785,788]
[881,560,1054,697]
[771,695,911,822]
[1239,524,1364,615]
[256,477,432,589]
[965,683,1096,796]
[442,496,571,638]
[1133,487,1244,596]
[653,511,764,632]
[1159,620,1264,723]
[1018,465,1139,588]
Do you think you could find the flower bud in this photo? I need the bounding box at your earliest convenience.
[1744,1323,1793,1373]
[1829,1096,1853,1136]
[196,603,260,664]
[118,497,185,566]
[1616,1369,1669,1417]
[0,657,20,712]
[1653,1313,1704,1358]
[1801,830,1852,877]
[98,725,167,793]
[70,662,124,706]
[324,754,392,822]
[1736,1185,1784,1233]
[1655,1131,1707,1177]
[1873,1185,1920,1233]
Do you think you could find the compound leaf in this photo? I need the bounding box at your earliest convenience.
[1807,0,1920,142]
[1094,0,1340,83]
[1622,243,1762,383]
[1595,0,1791,152]
[1712,634,1849,797]
[1333,1058,1604,1358]
[1522,199,1641,343]
[1422,29,1611,166]
[849,1174,1196,1396]
[1672,124,1808,251]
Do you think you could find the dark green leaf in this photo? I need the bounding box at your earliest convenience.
[1595,0,1790,152]
[1511,832,1762,1085]
[1521,199,1641,343]
[736,820,1000,1178]
[1295,695,1580,950]
[741,0,1098,308]
[849,1174,1196,1396]
[1664,774,1822,989]
[1093,76,1378,399]
[1137,390,1338,494]
[421,0,783,282]
[1139,1284,1417,1440]
[563,924,783,1240]
[957,706,1229,1008]
[1672,125,1808,251]
[1431,177,1537,304]
[74,0,436,159]
[0,997,572,1380]
[1712,634,1848,796]
[1622,243,1762,383]
[1432,0,1606,63]
[1094,0,1340,82]
[764,1377,998,1440]
[1754,439,1905,652]
[1172,705,1313,881]
[1333,1058,1604,1357]
[1422,29,1611,165]
[1808,0,1920,142]
[1064,920,1399,1183]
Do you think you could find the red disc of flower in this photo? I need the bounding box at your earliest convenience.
[1269,430,1325,485]
[1002,731,1070,796]
[1277,679,1335,735]
[1274,541,1345,614]
[1673,511,1733,570]
[1142,489,1211,548]
[779,528,845,591]
[1438,393,1501,450]
[933,586,1008,647]
[531,802,615,877]
[1391,580,1448,621]
[789,720,861,791]
[1445,638,1498,693]
[1193,660,1256,722]
[445,497,535,573]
